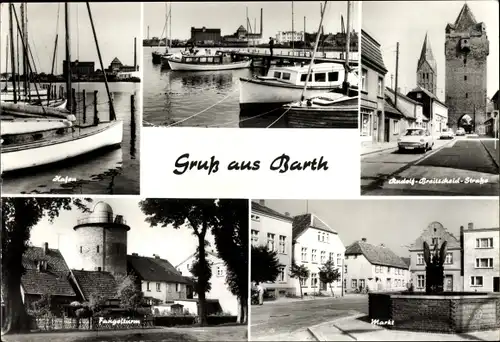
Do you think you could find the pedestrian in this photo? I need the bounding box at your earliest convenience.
[269,37,274,57]
[257,282,264,305]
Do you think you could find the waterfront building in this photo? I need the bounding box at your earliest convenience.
[275,31,305,45]
[291,213,345,297]
[190,27,222,44]
[251,200,294,297]
[345,238,410,293]
[62,60,95,78]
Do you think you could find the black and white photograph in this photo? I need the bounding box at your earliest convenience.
[1,2,141,195]
[360,1,499,196]
[142,1,360,128]
[250,199,499,341]
[1,197,248,341]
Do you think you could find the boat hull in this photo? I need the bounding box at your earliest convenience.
[285,104,359,129]
[1,120,123,173]
[1,118,73,135]
[168,59,251,71]
[239,78,336,108]
[152,51,163,64]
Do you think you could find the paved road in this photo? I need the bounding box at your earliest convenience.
[1,325,247,342]
[250,295,368,341]
[361,137,499,196]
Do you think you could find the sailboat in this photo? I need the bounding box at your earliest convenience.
[1,2,123,173]
[152,2,172,65]
[284,0,359,128]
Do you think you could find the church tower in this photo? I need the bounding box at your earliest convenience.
[445,3,489,132]
[417,33,437,95]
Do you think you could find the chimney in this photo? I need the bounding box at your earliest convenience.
[361,238,367,242]
[132,253,138,256]
[154,254,160,259]
[468,222,473,230]
[147,26,150,40]
[259,199,265,206]
[285,212,290,217]
[260,8,263,35]
[380,243,385,247]
[43,242,49,255]
[134,37,137,70]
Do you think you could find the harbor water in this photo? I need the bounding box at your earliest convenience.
[143,47,292,128]
[1,82,140,195]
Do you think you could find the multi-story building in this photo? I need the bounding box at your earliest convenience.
[409,222,463,292]
[62,60,95,79]
[360,29,388,143]
[251,200,294,297]
[190,27,222,44]
[461,222,500,293]
[345,238,410,293]
[275,31,305,44]
[291,213,345,297]
[407,86,449,135]
[485,90,499,137]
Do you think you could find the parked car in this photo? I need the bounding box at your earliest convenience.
[398,128,434,153]
[456,127,466,136]
[440,129,455,139]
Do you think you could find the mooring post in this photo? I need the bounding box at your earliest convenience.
[130,94,136,125]
[93,90,98,125]
[82,89,86,123]
[71,88,77,114]
[109,93,114,121]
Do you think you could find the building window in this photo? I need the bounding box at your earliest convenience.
[300,277,307,286]
[311,249,317,263]
[318,232,321,241]
[311,273,318,287]
[377,77,383,97]
[361,68,367,92]
[80,246,82,253]
[417,275,425,289]
[344,265,347,274]
[465,93,468,98]
[96,245,100,253]
[352,279,357,288]
[279,235,286,254]
[314,73,326,82]
[97,267,101,272]
[445,253,453,264]
[176,283,180,292]
[431,238,439,246]
[471,276,483,287]
[361,110,373,137]
[393,120,399,134]
[278,266,286,282]
[337,254,342,266]
[251,230,259,246]
[328,71,339,82]
[417,93,422,99]
[388,267,391,274]
[267,233,275,252]
[476,238,493,249]
[326,234,330,243]
[475,258,493,268]
[417,253,424,265]
[359,279,365,288]
[329,252,334,263]
[156,283,161,292]
[301,247,308,262]
[147,282,151,292]
[217,266,224,277]
[320,251,326,264]
[251,214,260,222]
[464,75,467,81]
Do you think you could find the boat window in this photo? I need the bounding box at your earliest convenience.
[314,73,327,82]
[300,74,312,82]
[274,71,282,78]
[207,57,213,63]
[328,72,339,82]
[185,58,193,63]
[282,72,291,80]
[200,57,207,63]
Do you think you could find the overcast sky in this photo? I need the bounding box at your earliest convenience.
[143,1,359,41]
[258,199,499,258]
[29,198,216,271]
[0,2,140,74]
[362,1,499,101]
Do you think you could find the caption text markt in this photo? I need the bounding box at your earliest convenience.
[173,153,329,175]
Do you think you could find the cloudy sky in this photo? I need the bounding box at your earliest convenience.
[29,198,216,270]
[362,1,499,101]
[0,2,141,74]
[143,1,359,41]
[258,199,499,258]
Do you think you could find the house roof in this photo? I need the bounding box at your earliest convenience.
[384,96,406,119]
[401,257,411,268]
[491,90,499,103]
[175,249,220,269]
[345,240,408,269]
[128,254,188,284]
[21,246,76,297]
[361,29,387,74]
[386,87,421,106]
[251,201,293,221]
[453,3,477,31]
[110,57,122,65]
[407,85,447,107]
[417,33,437,73]
[409,222,461,251]
[70,270,118,301]
[292,213,337,240]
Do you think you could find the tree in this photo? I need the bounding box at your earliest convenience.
[289,263,310,299]
[87,293,107,317]
[211,199,248,324]
[251,245,280,283]
[117,273,144,315]
[1,198,91,335]
[31,294,55,318]
[138,199,219,327]
[189,248,212,294]
[319,259,341,296]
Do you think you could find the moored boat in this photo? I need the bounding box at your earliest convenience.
[167,51,251,71]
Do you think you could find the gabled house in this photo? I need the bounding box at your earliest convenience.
[386,87,425,128]
[68,270,119,304]
[344,238,410,293]
[407,86,448,135]
[176,250,238,315]
[291,213,345,297]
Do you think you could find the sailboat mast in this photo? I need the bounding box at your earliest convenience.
[21,2,27,94]
[9,4,17,103]
[344,0,351,86]
[292,1,294,53]
[65,2,72,112]
[16,8,21,97]
[169,2,172,49]
[165,2,168,51]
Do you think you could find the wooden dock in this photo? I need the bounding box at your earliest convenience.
[232,49,359,66]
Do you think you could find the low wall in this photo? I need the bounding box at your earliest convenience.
[369,292,500,333]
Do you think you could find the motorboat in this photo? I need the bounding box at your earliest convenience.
[167,50,251,71]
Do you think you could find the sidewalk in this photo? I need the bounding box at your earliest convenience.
[261,293,366,305]
[361,141,398,156]
[308,313,499,341]
[480,138,500,168]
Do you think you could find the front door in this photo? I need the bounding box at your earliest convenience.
[384,118,390,142]
[444,275,453,291]
[320,281,327,291]
[494,277,499,292]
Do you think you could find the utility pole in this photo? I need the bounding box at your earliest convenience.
[395,42,399,108]
[304,16,306,45]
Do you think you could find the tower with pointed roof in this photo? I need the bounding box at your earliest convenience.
[445,2,489,132]
[417,34,437,95]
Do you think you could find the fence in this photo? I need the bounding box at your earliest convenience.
[31,316,154,331]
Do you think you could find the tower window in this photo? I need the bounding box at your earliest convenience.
[466,93,468,98]
[463,58,467,66]
[97,245,100,253]
[97,267,102,272]
[80,246,82,253]
[464,76,467,81]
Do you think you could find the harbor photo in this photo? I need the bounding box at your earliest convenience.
[1,2,141,195]
[360,1,499,196]
[143,1,360,128]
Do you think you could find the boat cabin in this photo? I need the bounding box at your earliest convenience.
[263,63,347,88]
[176,50,236,65]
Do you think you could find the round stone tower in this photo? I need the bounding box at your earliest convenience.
[73,201,130,276]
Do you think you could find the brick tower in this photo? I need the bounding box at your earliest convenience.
[445,3,489,133]
[73,201,130,277]
[417,33,437,95]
